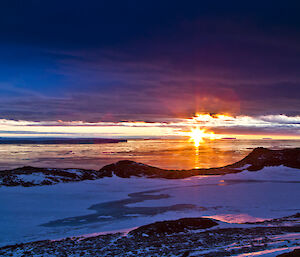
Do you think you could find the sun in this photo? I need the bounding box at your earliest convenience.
[189,128,216,147]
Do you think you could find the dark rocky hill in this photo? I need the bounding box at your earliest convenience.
[1,147,299,186]
[277,249,300,257]
[128,217,218,236]
[0,166,108,187]
[99,147,300,178]
[0,214,299,256]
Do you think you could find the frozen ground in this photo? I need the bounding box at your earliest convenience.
[0,165,299,249]
[0,215,299,256]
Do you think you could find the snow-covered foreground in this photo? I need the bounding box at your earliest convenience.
[0,166,299,247]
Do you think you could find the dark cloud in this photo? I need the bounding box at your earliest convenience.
[0,131,73,135]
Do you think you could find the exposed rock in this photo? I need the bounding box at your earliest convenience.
[277,249,300,257]
[1,147,299,186]
[128,217,218,236]
[99,147,300,179]
[99,160,167,178]
[229,147,300,170]
[0,166,112,187]
[0,214,299,257]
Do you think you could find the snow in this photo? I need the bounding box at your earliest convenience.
[127,166,300,220]
[0,168,93,186]
[0,165,299,247]
[16,173,47,183]
[229,165,300,181]
[63,169,84,175]
[237,164,252,170]
[234,247,299,256]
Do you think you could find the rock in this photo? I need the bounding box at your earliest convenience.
[276,249,300,257]
[0,213,299,257]
[230,147,300,170]
[99,147,300,179]
[99,160,167,178]
[1,147,300,187]
[128,217,218,237]
[0,166,107,187]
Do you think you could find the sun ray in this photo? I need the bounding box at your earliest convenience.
[189,128,217,147]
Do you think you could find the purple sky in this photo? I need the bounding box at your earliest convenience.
[0,1,300,137]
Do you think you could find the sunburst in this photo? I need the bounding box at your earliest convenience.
[189,128,216,147]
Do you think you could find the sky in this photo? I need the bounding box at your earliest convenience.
[0,1,300,138]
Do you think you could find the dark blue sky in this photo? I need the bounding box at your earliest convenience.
[1,0,300,122]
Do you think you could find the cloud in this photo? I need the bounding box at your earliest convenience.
[1,114,300,138]
[0,131,73,135]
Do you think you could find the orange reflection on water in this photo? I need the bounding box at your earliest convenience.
[189,139,246,169]
[205,213,265,223]
[2,139,297,171]
[188,128,222,168]
[194,146,200,169]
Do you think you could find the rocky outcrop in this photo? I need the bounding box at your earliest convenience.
[1,147,299,186]
[0,214,299,257]
[0,166,112,187]
[99,160,168,178]
[128,218,218,236]
[277,249,300,257]
[99,147,300,178]
[229,147,300,170]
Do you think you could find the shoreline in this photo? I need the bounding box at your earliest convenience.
[0,147,299,256]
[1,214,299,256]
[0,138,127,145]
[1,147,299,186]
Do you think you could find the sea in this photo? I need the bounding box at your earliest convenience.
[1,138,300,247]
[0,139,299,170]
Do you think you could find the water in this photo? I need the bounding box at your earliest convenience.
[0,139,299,171]
[0,139,299,246]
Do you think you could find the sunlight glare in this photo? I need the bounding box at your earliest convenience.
[189,128,217,147]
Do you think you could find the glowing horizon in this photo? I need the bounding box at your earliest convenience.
[0,113,300,140]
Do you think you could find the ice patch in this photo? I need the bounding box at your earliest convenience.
[205,213,266,223]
